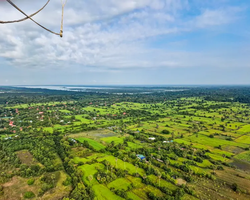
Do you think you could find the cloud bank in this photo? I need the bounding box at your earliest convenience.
[0,0,249,84]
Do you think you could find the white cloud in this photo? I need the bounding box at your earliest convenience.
[0,0,247,74]
[193,6,243,28]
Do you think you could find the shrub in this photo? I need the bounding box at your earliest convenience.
[63,177,72,186]
[24,191,35,198]
[0,185,4,196]
[162,129,170,134]
[232,183,239,192]
[27,179,35,185]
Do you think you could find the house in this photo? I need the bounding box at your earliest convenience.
[148,137,156,141]
[136,154,146,160]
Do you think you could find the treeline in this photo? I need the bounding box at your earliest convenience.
[1,86,250,106]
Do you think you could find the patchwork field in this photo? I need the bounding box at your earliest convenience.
[2,96,250,200]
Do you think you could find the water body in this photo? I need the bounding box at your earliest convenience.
[16,85,188,94]
[16,85,117,92]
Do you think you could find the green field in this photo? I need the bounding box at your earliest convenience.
[235,135,250,144]
[79,163,104,185]
[108,178,131,190]
[2,89,250,200]
[101,136,125,144]
[235,151,250,162]
[238,125,250,133]
[76,137,106,150]
[93,184,124,200]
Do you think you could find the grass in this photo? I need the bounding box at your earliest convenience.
[79,163,104,185]
[197,159,213,168]
[183,134,248,149]
[238,125,250,133]
[1,171,71,200]
[43,127,54,133]
[92,184,124,200]
[68,129,116,139]
[127,192,142,200]
[207,153,228,162]
[97,155,145,176]
[59,109,72,113]
[16,150,42,166]
[42,171,72,200]
[76,137,106,150]
[101,136,124,144]
[235,135,250,144]
[6,101,70,109]
[73,153,107,164]
[132,185,164,199]
[235,151,250,162]
[147,175,177,190]
[127,142,142,149]
[75,115,92,123]
[108,178,131,190]
[126,176,145,188]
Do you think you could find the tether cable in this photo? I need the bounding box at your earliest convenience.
[0,0,50,24]
[2,0,67,37]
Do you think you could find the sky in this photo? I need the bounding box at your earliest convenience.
[0,0,250,85]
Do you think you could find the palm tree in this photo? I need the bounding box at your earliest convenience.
[212,165,216,174]
[171,131,175,140]
[115,157,118,168]
[148,161,152,170]
[97,174,101,182]
[88,175,93,185]
[165,159,169,168]
[105,160,109,173]
[135,164,138,176]
[156,170,161,186]
[123,156,127,169]
[142,173,147,181]
[110,165,114,176]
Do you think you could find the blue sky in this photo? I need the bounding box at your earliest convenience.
[0,0,249,85]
